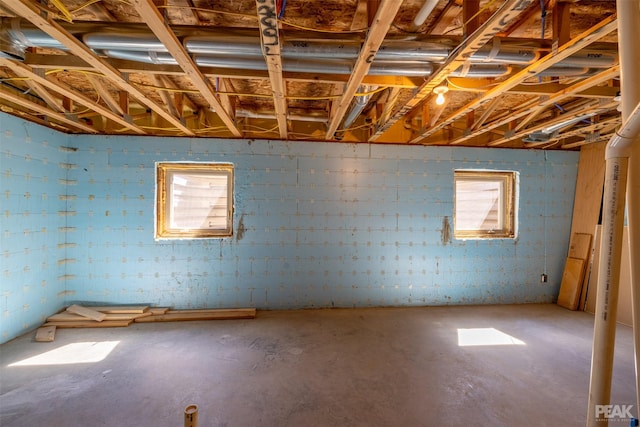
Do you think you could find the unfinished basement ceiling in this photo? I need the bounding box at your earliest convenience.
[0,0,620,149]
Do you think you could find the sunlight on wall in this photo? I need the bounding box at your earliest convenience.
[457,328,526,347]
[9,341,120,366]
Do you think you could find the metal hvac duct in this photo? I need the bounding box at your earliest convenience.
[342,86,375,129]
[0,18,618,71]
[103,49,513,77]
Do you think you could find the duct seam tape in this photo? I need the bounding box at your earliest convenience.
[10,18,28,48]
[485,38,501,62]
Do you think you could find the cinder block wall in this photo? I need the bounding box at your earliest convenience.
[0,113,579,343]
[1,114,70,342]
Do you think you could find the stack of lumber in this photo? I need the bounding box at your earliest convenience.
[43,305,165,329]
[36,304,257,342]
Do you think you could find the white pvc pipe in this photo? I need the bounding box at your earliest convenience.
[413,0,439,28]
[586,105,640,427]
[617,0,640,422]
[587,2,640,425]
[587,156,629,427]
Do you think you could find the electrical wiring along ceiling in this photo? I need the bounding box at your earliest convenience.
[0,0,620,149]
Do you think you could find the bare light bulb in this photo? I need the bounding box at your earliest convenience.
[433,84,449,106]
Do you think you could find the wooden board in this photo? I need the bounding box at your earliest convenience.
[89,306,149,314]
[35,325,56,342]
[568,233,592,260]
[148,307,170,315]
[571,142,606,236]
[43,320,133,328]
[134,308,257,323]
[47,312,152,322]
[557,257,586,310]
[66,304,107,322]
[571,142,606,309]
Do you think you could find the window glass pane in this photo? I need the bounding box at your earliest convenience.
[453,170,516,239]
[156,163,233,239]
[455,179,503,231]
[169,173,229,230]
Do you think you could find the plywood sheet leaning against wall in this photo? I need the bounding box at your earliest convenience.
[585,225,632,326]
[569,141,607,309]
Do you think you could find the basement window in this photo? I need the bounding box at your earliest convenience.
[454,170,517,239]
[155,162,233,239]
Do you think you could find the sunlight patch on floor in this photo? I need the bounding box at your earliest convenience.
[457,328,526,347]
[9,341,120,366]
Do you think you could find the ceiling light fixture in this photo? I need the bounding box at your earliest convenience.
[433,84,449,106]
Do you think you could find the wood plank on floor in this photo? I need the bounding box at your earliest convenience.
[134,308,257,323]
[66,304,107,322]
[44,320,133,328]
[88,306,149,314]
[47,312,152,322]
[35,325,56,342]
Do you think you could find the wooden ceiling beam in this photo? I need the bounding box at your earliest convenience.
[553,1,572,46]
[470,96,501,131]
[86,74,126,116]
[421,76,619,98]
[446,65,619,146]
[158,75,198,113]
[152,75,181,119]
[0,85,98,133]
[530,115,621,148]
[351,0,369,31]
[561,118,621,149]
[215,79,235,120]
[463,0,480,38]
[170,0,200,25]
[487,99,618,147]
[378,87,401,127]
[497,0,546,38]
[0,57,146,134]
[370,0,537,142]
[415,14,618,144]
[24,80,64,113]
[256,0,287,139]
[429,1,462,35]
[3,0,192,135]
[325,0,403,139]
[130,0,241,136]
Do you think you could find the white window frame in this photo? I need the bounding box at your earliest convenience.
[453,170,517,239]
[155,162,233,239]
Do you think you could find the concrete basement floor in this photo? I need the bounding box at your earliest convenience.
[0,304,636,427]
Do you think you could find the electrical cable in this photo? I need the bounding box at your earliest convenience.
[278,0,287,19]
[539,0,547,39]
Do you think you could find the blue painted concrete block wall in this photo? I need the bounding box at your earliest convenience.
[1,113,579,343]
[1,114,69,342]
[65,134,577,310]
